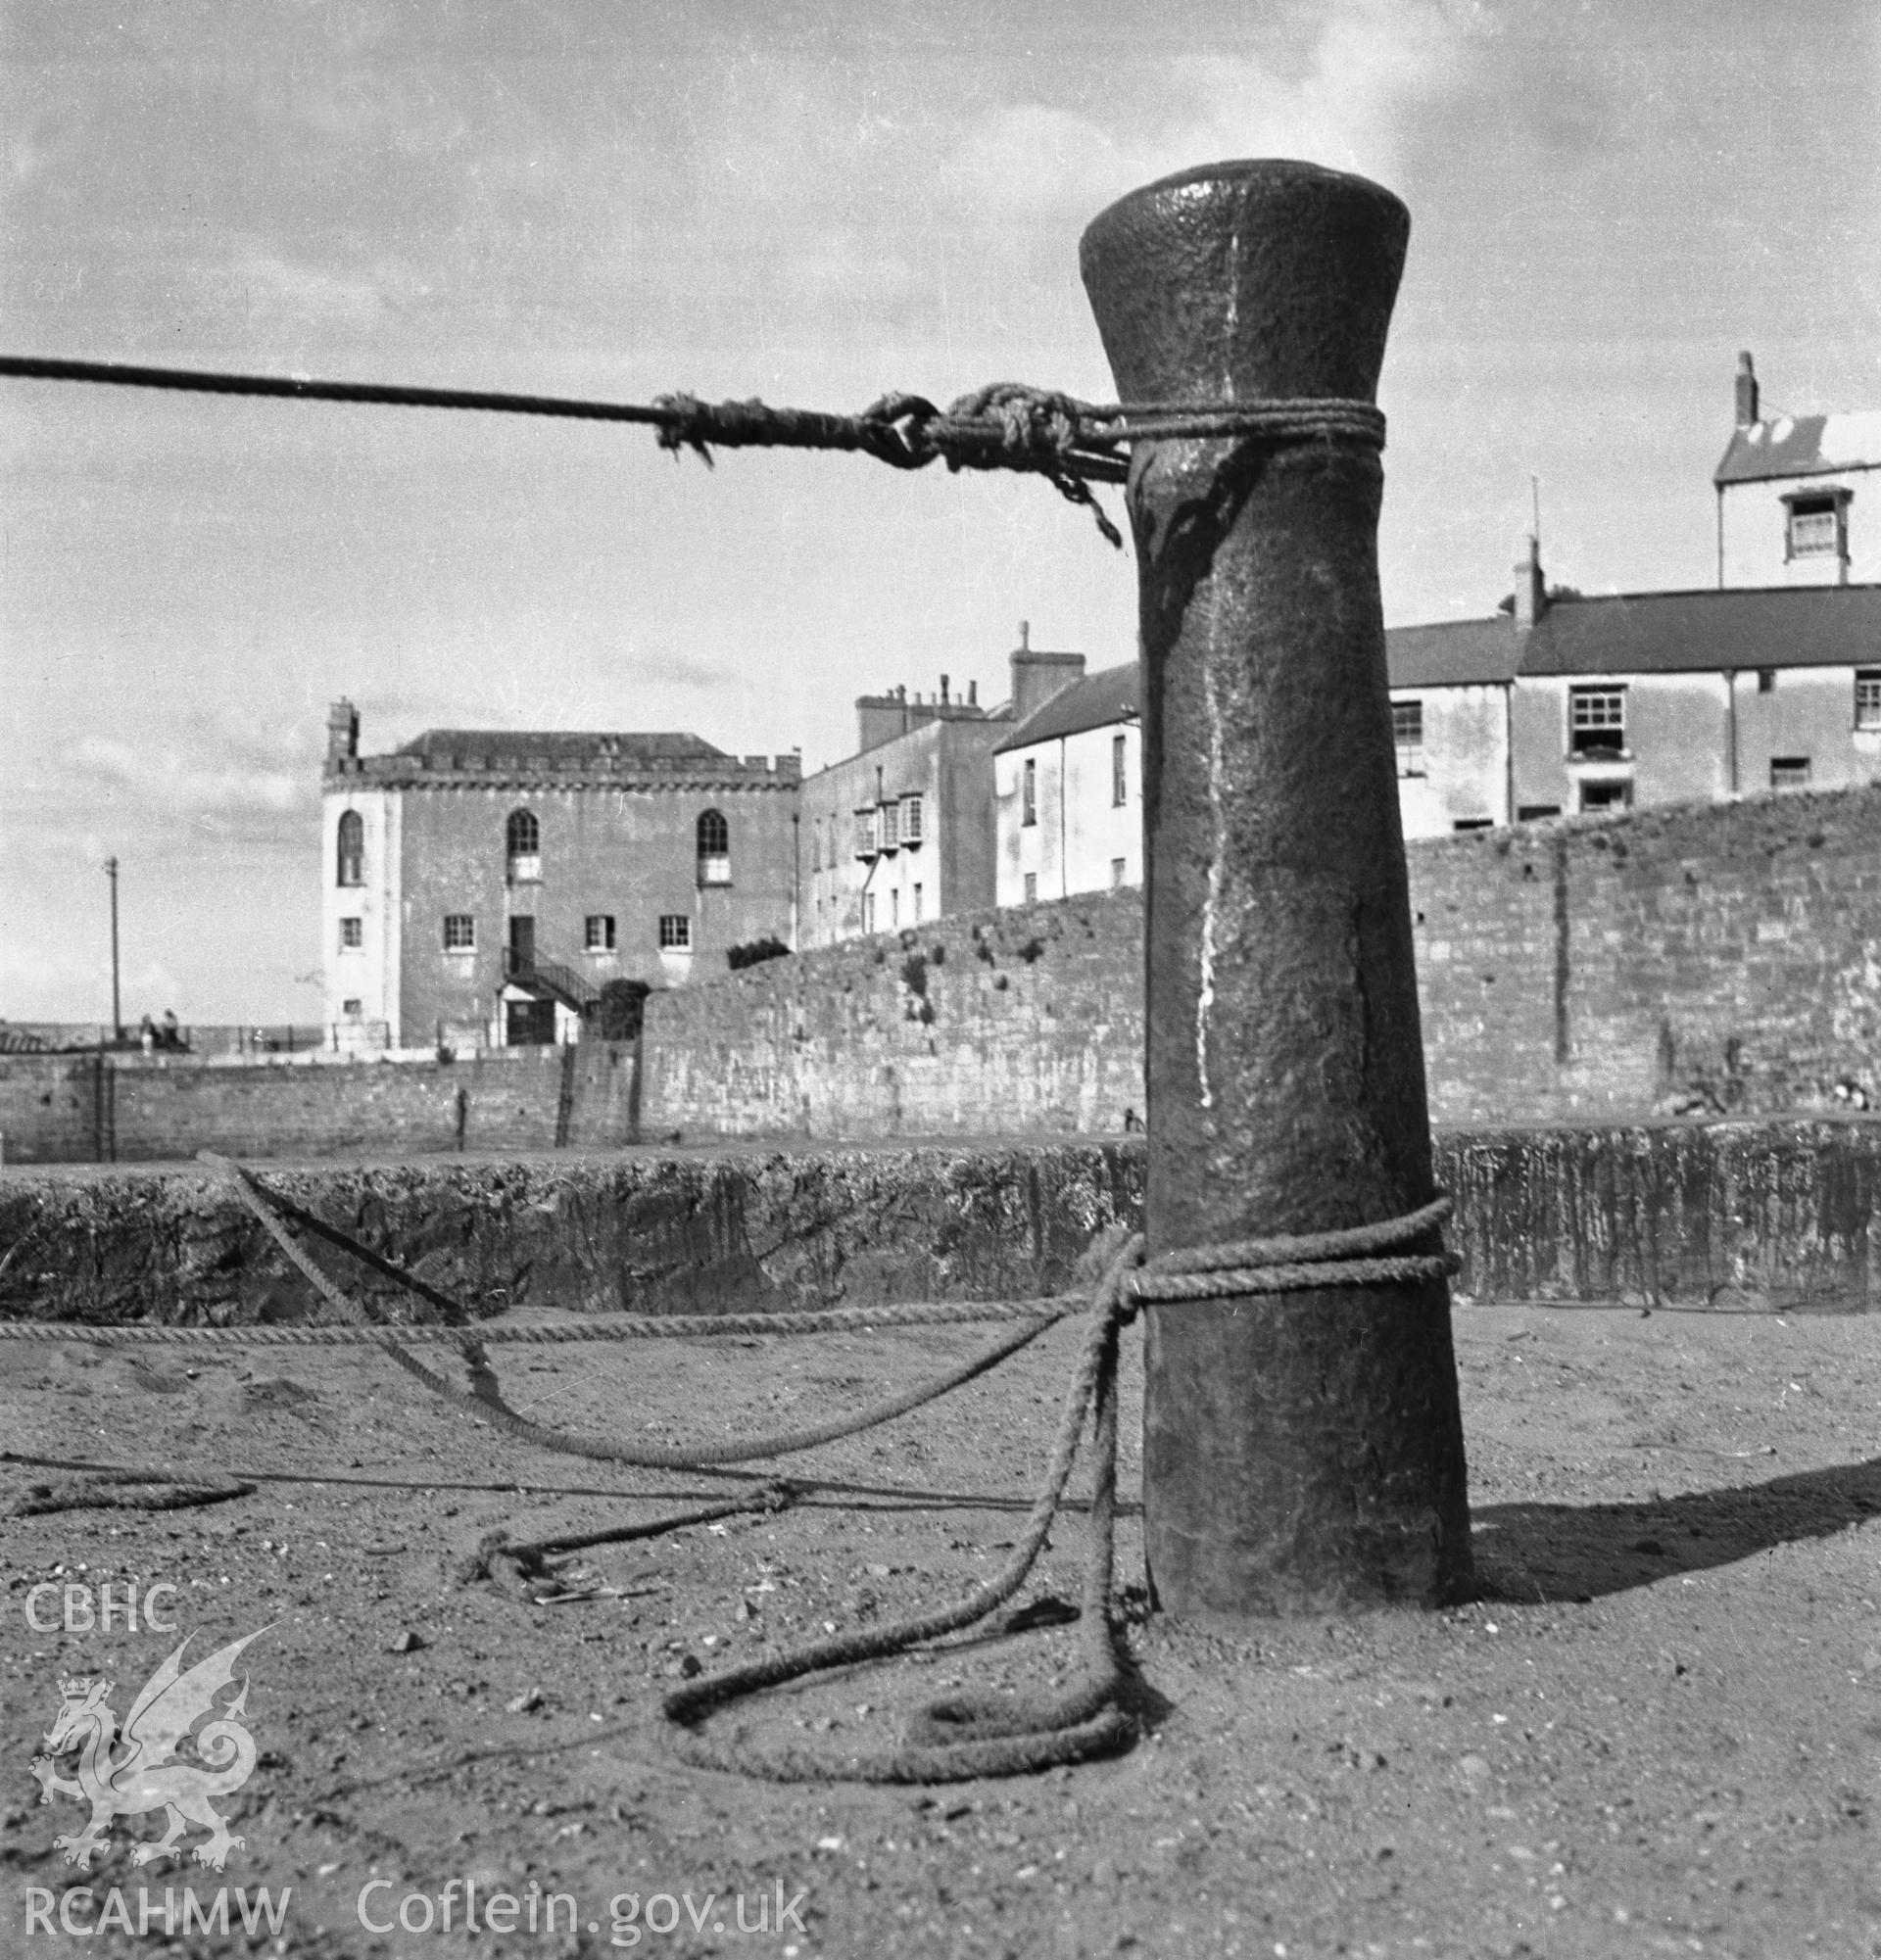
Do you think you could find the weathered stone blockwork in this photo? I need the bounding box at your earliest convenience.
[0,1143,1143,1325]
[1440,1122,1881,1312]
[644,784,1881,1137]
[643,891,1146,1139]
[0,1055,109,1164]
[11,785,1881,1166]
[8,1123,1881,1326]
[1414,785,1881,1122]
[0,1047,635,1166]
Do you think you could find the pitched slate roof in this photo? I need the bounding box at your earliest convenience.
[1386,618,1518,688]
[1714,411,1881,487]
[944,587,1881,729]
[994,661,1140,752]
[1386,584,1881,689]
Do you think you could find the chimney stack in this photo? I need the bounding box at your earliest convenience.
[940,674,949,704]
[326,698,360,765]
[1513,532,1545,632]
[1735,350,1759,428]
[1009,627,1086,725]
[855,685,915,751]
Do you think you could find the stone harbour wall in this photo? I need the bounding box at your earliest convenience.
[0,1142,1143,1325]
[10,784,1881,1164]
[1413,785,1881,1124]
[8,1123,1881,1325]
[644,783,1881,1138]
[640,893,1145,1142]
[0,1045,636,1167]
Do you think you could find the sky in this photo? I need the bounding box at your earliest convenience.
[2,0,1878,1026]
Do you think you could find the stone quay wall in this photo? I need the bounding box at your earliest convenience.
[9,784,1881,1164]
[643,784,1881,1138]
[8,1123,1881,1326]
[0,1045,635,1167]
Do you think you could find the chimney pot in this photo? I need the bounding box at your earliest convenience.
[1018,619,1030,651]
[1735,350,1760,428]
[940,674,949,704]
[968,679,978,706]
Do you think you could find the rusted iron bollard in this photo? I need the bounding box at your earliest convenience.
[1081,161,1472,1615]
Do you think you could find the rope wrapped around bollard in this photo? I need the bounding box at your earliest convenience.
[0,355,1384,550]
[661,1198,1457,1784]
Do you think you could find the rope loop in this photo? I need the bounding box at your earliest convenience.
[938,383,1093,468]
[13,1151,1456,1785]
[646,380,1383,549]
[857,392,947,470]
[1130,1195,1457,1309]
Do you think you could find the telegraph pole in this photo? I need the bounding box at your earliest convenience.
[1082,161,1471,1614]
[105,855,121,1040]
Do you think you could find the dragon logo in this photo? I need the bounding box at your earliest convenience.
[28,1625,271,1871]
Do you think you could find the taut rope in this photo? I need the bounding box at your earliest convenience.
[0,356,1385,549]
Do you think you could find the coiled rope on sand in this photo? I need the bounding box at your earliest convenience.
[2,1152,1454,1781]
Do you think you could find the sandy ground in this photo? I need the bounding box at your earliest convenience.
[4,1296,1881,1960]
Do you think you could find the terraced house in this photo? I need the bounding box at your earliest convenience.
[797,627,1087,945]
[1715,351,1880,590]
[993,577,1881,888]
[1390,355,1881,837]
[1388,543,1881,838]
[321,703,798,1051]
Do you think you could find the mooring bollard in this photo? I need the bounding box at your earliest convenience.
[1081,161,1472,1615]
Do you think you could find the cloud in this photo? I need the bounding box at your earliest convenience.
[947,0,1490,214]
[0,935,113,1015]
[58,736,312,819]
[206,243,429,334]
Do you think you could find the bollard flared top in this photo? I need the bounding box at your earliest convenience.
[1079,158,1409,409]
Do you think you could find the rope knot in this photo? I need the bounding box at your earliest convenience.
[923,383,1126,549]
[942,383,1088,470]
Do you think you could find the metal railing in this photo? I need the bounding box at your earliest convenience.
[502,945,599,1011]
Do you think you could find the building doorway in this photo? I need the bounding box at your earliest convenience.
[506,997,556,1046]
[507,914,536,975]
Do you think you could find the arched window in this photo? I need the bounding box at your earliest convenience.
[506,808,541,882]
[697,808,731,886]
[336,810,363,886]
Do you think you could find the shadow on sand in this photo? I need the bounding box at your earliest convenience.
[1471,1454,1881,1602]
